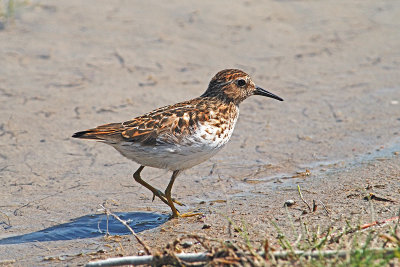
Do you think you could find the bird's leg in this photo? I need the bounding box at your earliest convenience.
[165,170,180,218]
[133,166,183,207]
[133,166,169,206]
[155,191,184,206]
[165,170,202,218]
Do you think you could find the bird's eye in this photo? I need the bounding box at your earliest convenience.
[237,79,246,87]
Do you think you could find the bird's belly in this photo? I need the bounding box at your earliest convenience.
[112,122,236,171]
[113,141,223,171]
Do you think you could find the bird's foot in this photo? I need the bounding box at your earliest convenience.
[171,211,203,218]
[152,190,185,206]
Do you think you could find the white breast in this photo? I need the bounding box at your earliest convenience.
[112,110,239,171]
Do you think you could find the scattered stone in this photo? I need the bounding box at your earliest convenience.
[181,241,193,248]
[202,224,211,229]
[284,200,295,207]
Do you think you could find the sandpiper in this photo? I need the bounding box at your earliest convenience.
[72,69,283,217]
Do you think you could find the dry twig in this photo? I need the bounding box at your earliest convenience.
[99,204,151,255]
[86,248,398,266]
[297,185,312,212]
[360,216,400,230]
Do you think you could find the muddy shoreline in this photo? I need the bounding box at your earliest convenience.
[1,0,400,265]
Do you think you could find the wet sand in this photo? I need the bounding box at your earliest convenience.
[0,0,399,265]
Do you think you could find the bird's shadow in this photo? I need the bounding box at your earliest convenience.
[0,212,169,245]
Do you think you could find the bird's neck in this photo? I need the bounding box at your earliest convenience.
[197,97,239,122]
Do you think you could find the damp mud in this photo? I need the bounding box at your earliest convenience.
[1,0,400,265]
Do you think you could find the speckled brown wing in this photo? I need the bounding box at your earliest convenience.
[72,98,206,145]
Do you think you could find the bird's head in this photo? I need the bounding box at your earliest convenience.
[202,69,283,104]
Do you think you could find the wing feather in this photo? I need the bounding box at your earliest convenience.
[72,98,205,145]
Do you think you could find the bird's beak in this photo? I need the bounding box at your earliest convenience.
[254,86,284,101]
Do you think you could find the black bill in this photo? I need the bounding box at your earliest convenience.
[254,86,283,101]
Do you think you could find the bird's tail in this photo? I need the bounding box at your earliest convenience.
[72,123,123,141]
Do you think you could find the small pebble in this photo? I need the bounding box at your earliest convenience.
[284,200,295,207]
[202,224,211,229]
[138,250,145,256]
[181,241,193,248]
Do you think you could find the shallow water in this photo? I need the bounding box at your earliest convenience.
[230,137,400,197]
[0,212,168,245]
